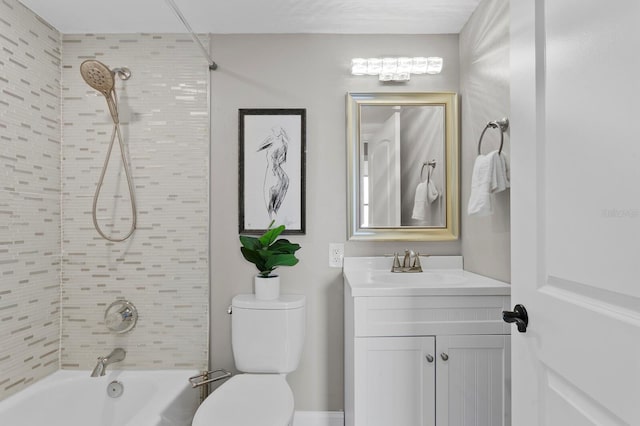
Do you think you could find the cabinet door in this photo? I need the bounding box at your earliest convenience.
[355,336,435,426]
[436,335,510,426]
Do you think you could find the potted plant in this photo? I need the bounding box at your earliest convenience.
[239,220,301,300]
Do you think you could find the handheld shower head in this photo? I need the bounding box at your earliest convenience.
[80,60,125,123]
[81,60,137,242]
[80,60,115,97]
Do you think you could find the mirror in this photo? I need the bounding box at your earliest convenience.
[347,92,459,241]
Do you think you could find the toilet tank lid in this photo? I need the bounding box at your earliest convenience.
[232,294,306,310]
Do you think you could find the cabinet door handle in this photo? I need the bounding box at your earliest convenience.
[425,354,434,363]
[441,353,449,361]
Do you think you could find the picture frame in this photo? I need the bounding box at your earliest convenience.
[239,108,306,234]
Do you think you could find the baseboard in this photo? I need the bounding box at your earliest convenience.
[293,411,344,426]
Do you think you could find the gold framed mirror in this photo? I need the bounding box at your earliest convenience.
[346,92,459,241]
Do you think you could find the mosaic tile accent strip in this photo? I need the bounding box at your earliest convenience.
[0,0,61,401]
[61,34,209,370]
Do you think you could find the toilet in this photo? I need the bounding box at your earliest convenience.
[193,294,306,426]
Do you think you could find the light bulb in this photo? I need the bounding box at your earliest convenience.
[381,57,398,74]
[411,57,428,74]
[351,58,367,75]
[426,57,443,74]
[397,57,412,74]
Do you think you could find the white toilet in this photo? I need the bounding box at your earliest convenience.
[193,294,306,426]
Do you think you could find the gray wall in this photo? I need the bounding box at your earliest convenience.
[209,34,460,411]
[459,0,511,283]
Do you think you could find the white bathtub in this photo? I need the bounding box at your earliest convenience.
[0,370,200,426]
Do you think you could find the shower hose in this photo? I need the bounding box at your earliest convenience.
[92,91,137,242]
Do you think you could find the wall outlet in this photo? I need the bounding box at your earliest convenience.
[329,243,345,268]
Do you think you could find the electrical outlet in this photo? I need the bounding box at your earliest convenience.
[329,243,344,268]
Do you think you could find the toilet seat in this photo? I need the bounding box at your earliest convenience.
[192,374,294,426]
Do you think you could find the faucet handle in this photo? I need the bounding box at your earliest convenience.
[391,253,402,272]
[412,253,422,268]
[402,249,412,268]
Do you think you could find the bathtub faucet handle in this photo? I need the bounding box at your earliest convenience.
[104,300,138,334]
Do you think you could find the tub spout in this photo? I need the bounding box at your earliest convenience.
[90,348,126,377]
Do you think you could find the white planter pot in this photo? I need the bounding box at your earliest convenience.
[254,275,280,300]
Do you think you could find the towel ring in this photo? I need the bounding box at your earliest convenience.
[420,160,436,181]
[477,118,509,155]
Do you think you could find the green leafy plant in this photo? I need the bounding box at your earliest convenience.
[240,221,301,277]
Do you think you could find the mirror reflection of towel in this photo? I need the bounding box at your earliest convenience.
[412,180,439,221]
[426,179,439,204]
[412,182,428,220]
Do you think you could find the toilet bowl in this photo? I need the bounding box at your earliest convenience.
[192,294,305,426]
[192,374,294,426]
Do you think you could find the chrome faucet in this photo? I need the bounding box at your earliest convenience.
[391,250,423,273]
[90,348,126,377]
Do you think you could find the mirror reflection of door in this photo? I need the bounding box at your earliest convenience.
[360,104,446,228]
[362,109,401,227]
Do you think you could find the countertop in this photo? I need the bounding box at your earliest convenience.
[343,256,511,297]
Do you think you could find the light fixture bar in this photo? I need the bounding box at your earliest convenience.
[351,56,443,81]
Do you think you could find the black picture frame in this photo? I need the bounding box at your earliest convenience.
[239,108,306,235]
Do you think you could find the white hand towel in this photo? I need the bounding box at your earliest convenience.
[426,179,439,204]
[467,154,494,216]
[411,182,428,220]
[490,151,510,193]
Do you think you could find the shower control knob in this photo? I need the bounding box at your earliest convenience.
[104,300,138,334]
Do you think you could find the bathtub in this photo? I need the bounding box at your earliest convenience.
[0,369,200,426]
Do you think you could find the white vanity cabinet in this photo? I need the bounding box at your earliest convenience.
[435,334,510,426]
[343,257,511,426]
[354,335,436,426]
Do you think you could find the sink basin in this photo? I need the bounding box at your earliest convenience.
[369,271,467,286]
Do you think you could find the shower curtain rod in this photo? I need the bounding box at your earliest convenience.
[164,0,218,70]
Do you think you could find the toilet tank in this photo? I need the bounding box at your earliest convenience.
[231,294,306,374]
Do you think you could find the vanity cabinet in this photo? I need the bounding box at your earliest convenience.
[435,334,510,426]
[344,261,511,426]
[354,336,436,426]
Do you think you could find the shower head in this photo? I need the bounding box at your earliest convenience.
[80,60,131,124]
[80,60,115,97]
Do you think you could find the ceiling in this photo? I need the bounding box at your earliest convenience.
[20,0,481,34]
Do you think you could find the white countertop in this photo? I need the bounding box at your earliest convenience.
[343,256,511,297]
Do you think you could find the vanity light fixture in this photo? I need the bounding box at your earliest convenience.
[351,57,443,81]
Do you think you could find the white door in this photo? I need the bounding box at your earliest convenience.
[510,1,640,425]
[436,335,510,426]
[368,111,401,226]
[354,336,435,426]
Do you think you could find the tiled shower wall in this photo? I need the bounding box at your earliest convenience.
[61,34,209,369]
[1,12,210,398]
[0,0,61,400]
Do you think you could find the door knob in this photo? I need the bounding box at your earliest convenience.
[502,304,528,332]
[425,354,434,363]
[440,353,449,361]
